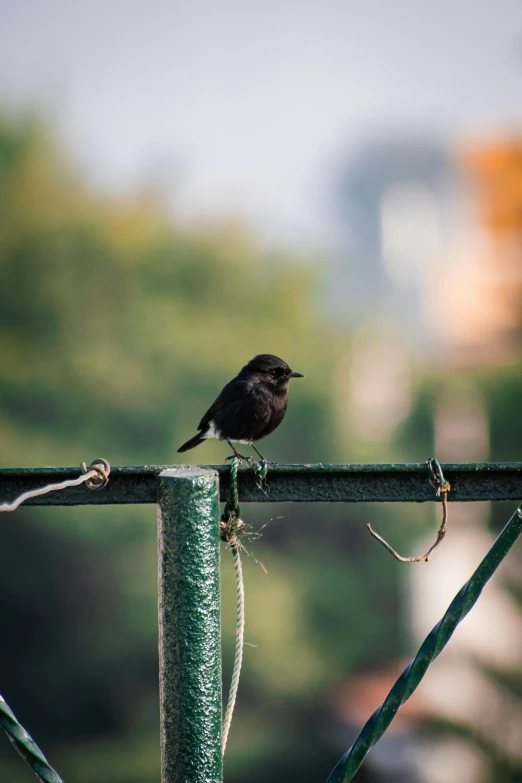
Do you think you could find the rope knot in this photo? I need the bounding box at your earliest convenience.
[220,505,246,543]
[220,456,245,542]
[81,458,111,490]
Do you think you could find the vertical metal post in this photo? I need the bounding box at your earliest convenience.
[157,468,222,783]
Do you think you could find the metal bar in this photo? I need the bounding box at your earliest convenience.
[157,468,222,783]
[0,694,64,783]
[1,463,522,505]
[326,503,522,783]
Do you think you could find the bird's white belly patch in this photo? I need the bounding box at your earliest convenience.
[204,422,221,439]
[203,422,250,444]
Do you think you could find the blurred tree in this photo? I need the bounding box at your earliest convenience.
[0,112,405,782]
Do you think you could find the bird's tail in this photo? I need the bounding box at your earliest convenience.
[177,433,205,453]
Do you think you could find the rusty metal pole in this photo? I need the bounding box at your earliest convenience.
[157,468,222,783]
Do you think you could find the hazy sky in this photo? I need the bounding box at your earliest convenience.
[1,0,521,242]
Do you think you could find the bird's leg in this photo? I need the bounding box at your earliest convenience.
[225,440,253,462]
[250,443,267,462]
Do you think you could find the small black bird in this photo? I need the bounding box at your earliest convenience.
[177,354,304,461]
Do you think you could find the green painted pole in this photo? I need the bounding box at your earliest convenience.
[157,468,222,783]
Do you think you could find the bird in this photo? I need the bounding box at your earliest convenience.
[177,354,304,461]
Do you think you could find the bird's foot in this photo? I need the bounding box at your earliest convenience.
[226,452,253,463]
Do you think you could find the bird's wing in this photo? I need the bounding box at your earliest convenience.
[197,378,271,440]
[197,378,249,432]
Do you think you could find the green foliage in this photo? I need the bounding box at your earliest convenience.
[4,110,522,783]
[0,113,336,470]
[1,112,400,782]
[4,109,522,783]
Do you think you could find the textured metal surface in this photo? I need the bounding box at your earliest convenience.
[0,694,64,783]
[157,468,222,783]
[326,504,522,783]
[2,462,522,505]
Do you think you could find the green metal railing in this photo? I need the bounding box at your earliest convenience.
[1,461,522,783]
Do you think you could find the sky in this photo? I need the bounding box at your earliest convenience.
[1,0,521,243]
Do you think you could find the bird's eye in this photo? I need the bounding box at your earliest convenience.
[271,368,279,376]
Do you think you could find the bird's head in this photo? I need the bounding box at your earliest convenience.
[241,354,304,390]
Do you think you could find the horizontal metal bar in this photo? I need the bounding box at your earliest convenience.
[0,463,521,506]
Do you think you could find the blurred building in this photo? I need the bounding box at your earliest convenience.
[334,133,522,442]
[411,139,522,777]
[332,138,456,342]
[332,133,522,782]
[332,136,460,445]
[333,134,522,365]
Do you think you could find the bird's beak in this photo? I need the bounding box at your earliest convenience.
[289,371,304,378]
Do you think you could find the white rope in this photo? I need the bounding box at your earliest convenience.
[222,540,245,755]
[0,472,97,512]
[0,460,110,512]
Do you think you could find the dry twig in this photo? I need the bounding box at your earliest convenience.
[367,458,450,563]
